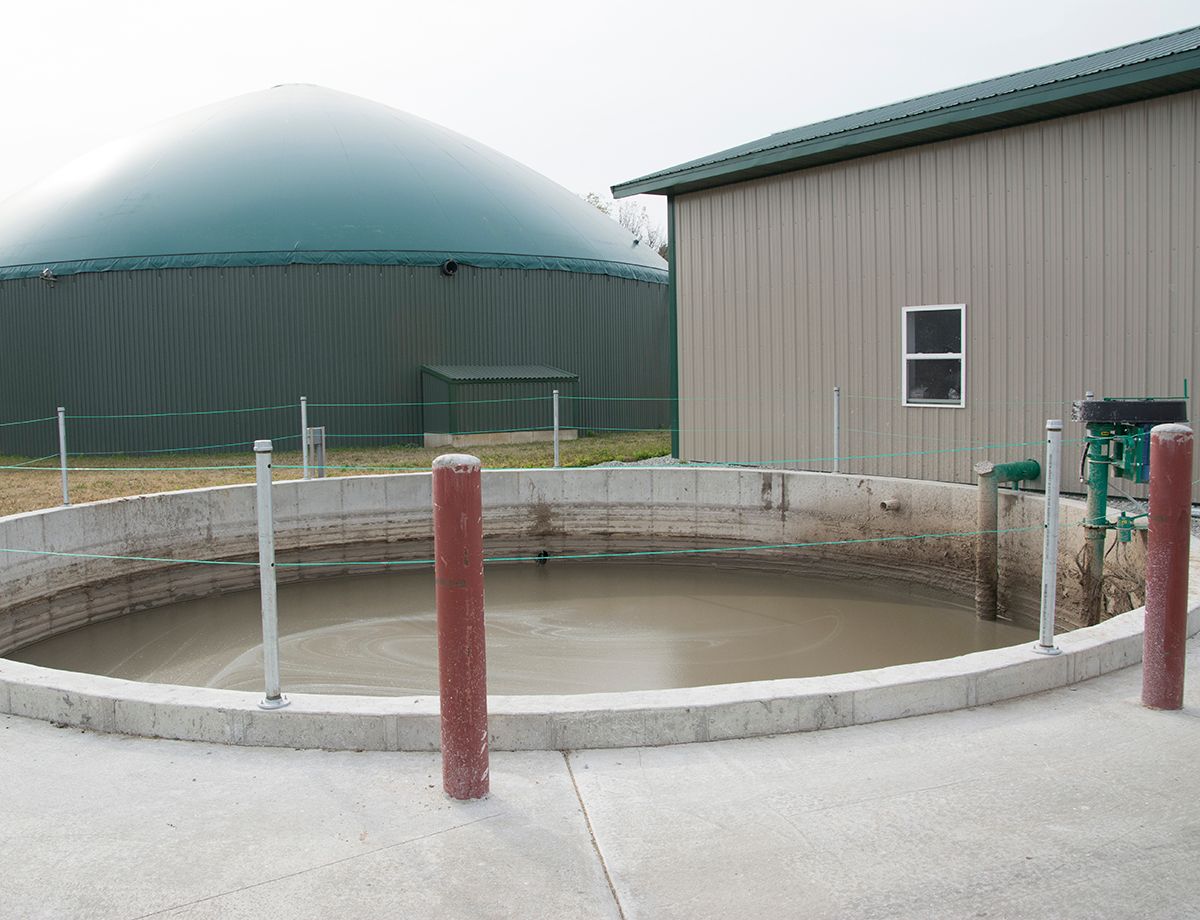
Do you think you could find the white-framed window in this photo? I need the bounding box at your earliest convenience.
[902,305,965,408]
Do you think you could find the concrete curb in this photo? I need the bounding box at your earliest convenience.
[0,604,1196,750]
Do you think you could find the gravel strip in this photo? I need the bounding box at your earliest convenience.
[589,454,682,468]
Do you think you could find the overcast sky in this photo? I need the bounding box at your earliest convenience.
[1,1,1196,233]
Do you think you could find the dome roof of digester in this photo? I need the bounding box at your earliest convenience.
[0,85,667,282]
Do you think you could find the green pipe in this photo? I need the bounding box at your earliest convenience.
[974,458,1042,620]
[1082,423,1111,626]
[992,459,1041,483]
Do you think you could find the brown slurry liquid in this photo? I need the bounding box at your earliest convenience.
[11,563,1034,695]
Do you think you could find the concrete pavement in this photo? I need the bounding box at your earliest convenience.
[2,641,1198,919]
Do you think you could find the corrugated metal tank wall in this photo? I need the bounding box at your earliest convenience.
[0,265,668,455]
[673,88,1200,496]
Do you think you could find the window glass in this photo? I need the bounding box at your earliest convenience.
[906,309,961,354]
[903,305,964,406]
[906,358,961,403]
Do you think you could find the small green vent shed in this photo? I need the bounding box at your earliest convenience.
[420,365,578,448]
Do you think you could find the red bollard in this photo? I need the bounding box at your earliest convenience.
[1143,424,1193,711]
[432,453,489,799]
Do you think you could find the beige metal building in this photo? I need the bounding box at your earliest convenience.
[614,27,1200,495]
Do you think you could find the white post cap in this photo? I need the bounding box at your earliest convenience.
[433,453,481,471]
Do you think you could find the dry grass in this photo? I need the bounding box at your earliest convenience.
[0,430,670,518]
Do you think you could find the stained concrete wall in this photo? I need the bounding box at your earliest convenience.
[0,467,1111,655]
[0,468,1189,751]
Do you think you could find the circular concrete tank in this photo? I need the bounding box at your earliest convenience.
[0,468,1196,750]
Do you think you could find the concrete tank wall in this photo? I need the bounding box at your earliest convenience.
[0,467,1113,654]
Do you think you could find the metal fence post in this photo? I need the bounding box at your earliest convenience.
[255,439,288,709]
[1143,423,1193,709]
[308,426,327,477]
[300,396,310,481]
[832,386,840,474]
[433,453,489,800]
[553,388,560,468]
[1035,419,1063,654]
[57,406,69,506]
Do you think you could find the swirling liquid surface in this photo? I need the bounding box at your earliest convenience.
[11,563,1034,694]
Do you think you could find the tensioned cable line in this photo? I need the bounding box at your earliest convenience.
[68,403,298,420]
[0,463,258,472]
[0,435,1081,475]
[840,394,1077,407]
[68,434,302,457]
[8,453,59,467]
[310,396,552,408]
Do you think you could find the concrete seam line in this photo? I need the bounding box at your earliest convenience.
[564,750,628,920]
[125,812,503,920]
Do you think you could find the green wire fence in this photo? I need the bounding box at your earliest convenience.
[0,390,1179,493]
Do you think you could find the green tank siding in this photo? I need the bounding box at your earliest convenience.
[0,264,669,457]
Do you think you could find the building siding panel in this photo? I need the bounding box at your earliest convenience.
[673,89,1200,495]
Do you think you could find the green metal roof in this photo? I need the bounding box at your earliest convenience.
[421,364,578,383]
[613,25,1200,198]
[0,85,667,283]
